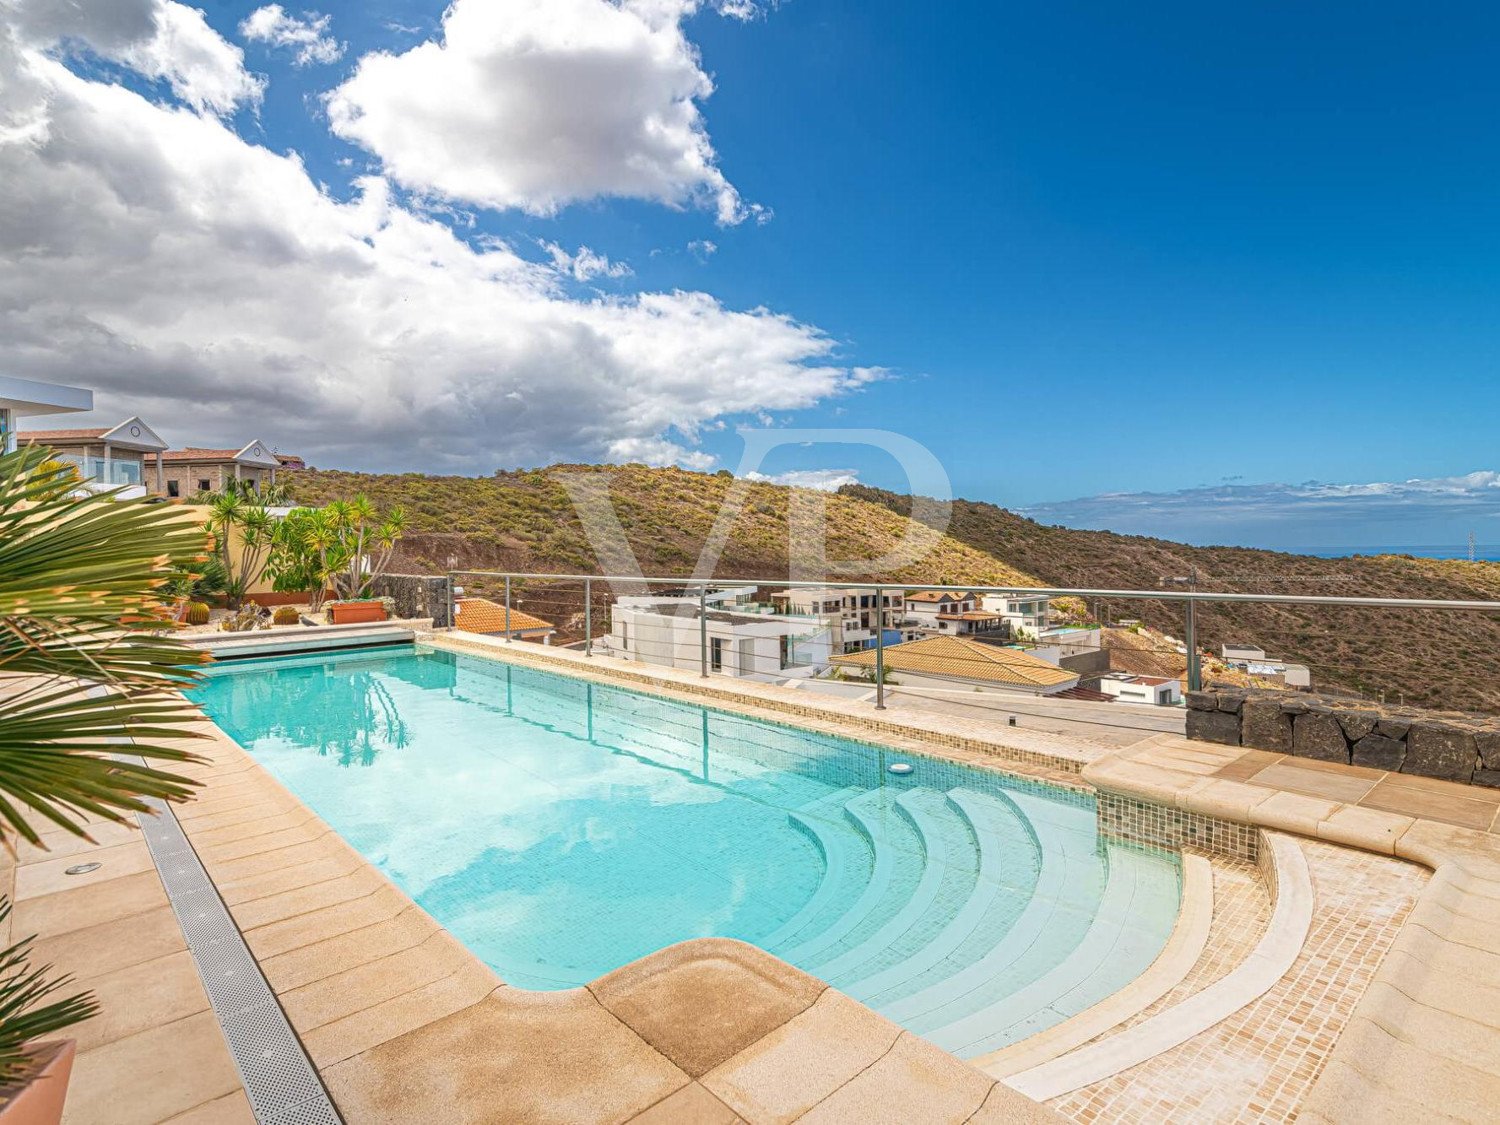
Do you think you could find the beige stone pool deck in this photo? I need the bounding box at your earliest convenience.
[11,634,1500,1123]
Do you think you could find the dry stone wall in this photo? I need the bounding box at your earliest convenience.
[1186,686,1500,788]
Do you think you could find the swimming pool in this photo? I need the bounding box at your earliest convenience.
[195,646,1181,1058]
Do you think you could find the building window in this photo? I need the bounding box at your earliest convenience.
[620,622,629,651]
[197,479,210,492]
[710,637,724,672]
[779,635,792,669]
[166,480,180,498]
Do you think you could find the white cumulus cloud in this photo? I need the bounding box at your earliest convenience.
[540,241,632,282]
[325,0,765,224]
[239,5,342,66]
[0,29,870,474]
[745,468,860,492]
[6,0,265,115]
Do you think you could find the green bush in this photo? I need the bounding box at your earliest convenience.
[185,601,210,626]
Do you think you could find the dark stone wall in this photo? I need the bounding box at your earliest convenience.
[368,573,451,627]
[1186,686,1500,788]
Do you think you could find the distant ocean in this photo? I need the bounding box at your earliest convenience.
[1304,545,1500,562]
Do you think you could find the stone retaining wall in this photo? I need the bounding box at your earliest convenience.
[1185,686,1500,788]
[368,573,451,627]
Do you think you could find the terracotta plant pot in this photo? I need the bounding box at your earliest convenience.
[328,601,387,625]
[0,1041,76,1125]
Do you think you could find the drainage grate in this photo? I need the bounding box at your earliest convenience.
[136,794,344,1125]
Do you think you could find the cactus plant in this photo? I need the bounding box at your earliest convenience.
[272,606,300,626]
[185,601,210,626]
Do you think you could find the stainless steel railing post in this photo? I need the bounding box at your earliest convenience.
[874,585,887,710]
[585,578,593,657]
[700,585,709,678]
[504,575,512,643]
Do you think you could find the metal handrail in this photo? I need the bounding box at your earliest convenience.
[444,569,1500,702]
[446,570,1500,612]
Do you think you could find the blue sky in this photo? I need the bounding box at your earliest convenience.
[4,0,1499,550]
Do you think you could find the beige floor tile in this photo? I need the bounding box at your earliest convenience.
[281,930,477,1031]
[228,866,386,932]
[63,1012,242,1125]
[30,905,187,985]
[629,1082,745,1124]
[702,990,903,1125]
[215,852,365,907]
[321,986,687,1125]
[16,819,144,863]
[13,871,168,940]
[257,906,440,993]
[14,840,156,901]
[589,937,825,1078]
[797,1032,993,1124]
[302,959,501,1067]
[1211,749,1286,782]
[241,883,411,959]
[70,950,212,1054]
[1249,761,1379,804]
[1251,789,1341,835]
[1315,804,1414,854]
[161,1090,257,1124]
[1362,779,1499,831]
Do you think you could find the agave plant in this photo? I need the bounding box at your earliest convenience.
[0,445,208,845]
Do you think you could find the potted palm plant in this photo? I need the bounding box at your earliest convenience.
[0,448,208,1122]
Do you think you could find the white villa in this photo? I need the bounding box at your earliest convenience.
[979,593,1053,638]
[903,590,1004,637]
[1096,672,1184,706]
[606,587,833,681]
[768,587,911,654]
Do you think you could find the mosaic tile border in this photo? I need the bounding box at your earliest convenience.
[1098,793,1260,863]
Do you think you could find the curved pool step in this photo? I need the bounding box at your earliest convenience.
[925,838,1181,1057]
[757,786,870,951]
[844,787,1028,1007]
[808,788,951,984]
[886,788,1100,1031]
[776,788,904,964]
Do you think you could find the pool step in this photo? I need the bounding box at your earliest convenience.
[886,788,1099,1031]
[924,839,1181,1057]
[806,788,950,984]
[757,786,870,950]
[844,788,1031,1008]
[777,789,904,964]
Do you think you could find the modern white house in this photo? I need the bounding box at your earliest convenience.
[0,375,93,453]
[979,594,1053,638]
[1220,642,1312,689]
[768,587,910,654]
[1097,673,1183,706]
[827,635,1080,696]
[904,591,1004,638]
[605,588,833,681]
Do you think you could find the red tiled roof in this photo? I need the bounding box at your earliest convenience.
[17,428,107,442]
[454,598,555,635]
[160,448,243,462]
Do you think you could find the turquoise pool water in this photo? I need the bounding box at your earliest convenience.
[195,646,1181,1058]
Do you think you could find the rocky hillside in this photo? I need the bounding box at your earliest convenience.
[283,465,1500,710]
[844,484,1500,711]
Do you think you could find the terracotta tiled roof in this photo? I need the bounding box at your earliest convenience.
[454,597,555,635]
[17,428,107,442]
[830,635,1076,688]
[906,590,974,603]
[160,448,243,462]
[937,611,1001,621]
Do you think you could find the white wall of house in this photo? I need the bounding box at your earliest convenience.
[608,602,832,681]
[1098,675,1182,705]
